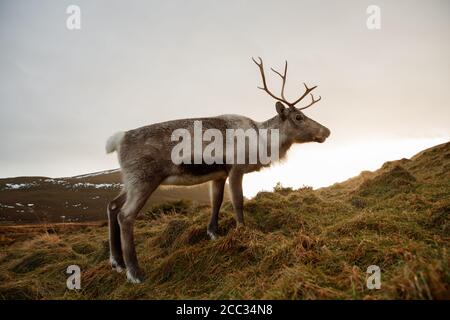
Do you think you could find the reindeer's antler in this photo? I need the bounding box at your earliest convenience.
[297,92,322,110]
[270,60,288,101]
[252,57,321,111]
[252,57,285,104]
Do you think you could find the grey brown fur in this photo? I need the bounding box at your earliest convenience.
[106,59,330,283]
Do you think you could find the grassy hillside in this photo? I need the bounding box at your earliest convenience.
[0,142,449,299]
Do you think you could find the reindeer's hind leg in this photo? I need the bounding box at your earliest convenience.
[207,178,226,240]
[118,178,161,283]
[107,191,127,272]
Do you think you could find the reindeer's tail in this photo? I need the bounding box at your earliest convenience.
[106,131,125,154]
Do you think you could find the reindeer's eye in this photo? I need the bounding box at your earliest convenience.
[295,114,304,121]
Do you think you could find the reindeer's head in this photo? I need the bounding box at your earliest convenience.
[274,101,330,143]
[253,57,330,144]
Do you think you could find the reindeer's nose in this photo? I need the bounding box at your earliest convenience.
[315,126,330,143]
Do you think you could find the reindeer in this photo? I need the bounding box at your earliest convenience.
[106,58,331,283]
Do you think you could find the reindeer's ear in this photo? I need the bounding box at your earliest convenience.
[275,102,288,120]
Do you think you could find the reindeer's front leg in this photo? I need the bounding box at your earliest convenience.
[228,168,245,226]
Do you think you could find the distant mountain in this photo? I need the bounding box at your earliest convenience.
[0,169,227,224]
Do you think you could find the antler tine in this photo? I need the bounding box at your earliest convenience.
[252,56,267,89]
[270,60,288,100]
[298,93,322,110]
[252,57,289,105]
[251,56,262,65]
[290,82,317,107]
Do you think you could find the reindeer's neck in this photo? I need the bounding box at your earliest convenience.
[258,116,294,161]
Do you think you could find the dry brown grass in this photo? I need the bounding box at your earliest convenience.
[0,142,449,300]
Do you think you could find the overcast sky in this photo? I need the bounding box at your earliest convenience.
[1,0,449,196]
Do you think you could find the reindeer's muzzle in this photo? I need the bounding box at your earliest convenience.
[314,127,331,143]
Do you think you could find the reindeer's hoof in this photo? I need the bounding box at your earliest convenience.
[236,223,245,230]
[110,257,126,273]
[126,270,144,284]
[207,229,218,240]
